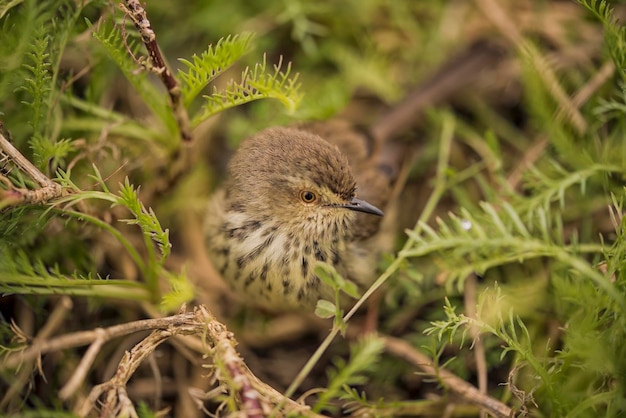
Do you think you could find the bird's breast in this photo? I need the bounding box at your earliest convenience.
[210,212,349,309]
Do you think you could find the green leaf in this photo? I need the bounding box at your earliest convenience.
[191,55,302,127]
[313,335,385,412]
[315,299,336,319]
[341,280,361,299]
[0,0,23,20]
[0,248,152,301]
[30,135,75,171]
[178,33,254,106]
[117,178,171,264]
[19,28,51,142]
[578,0,626,84]
[160,270,195,313]
[314,262,340,289]
[91,18,178,141]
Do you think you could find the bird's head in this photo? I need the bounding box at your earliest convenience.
[225,127,383,236]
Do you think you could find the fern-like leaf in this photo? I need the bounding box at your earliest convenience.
[30,136,75,173]
[0,248,151,300]
[20,29,51,141]
[160,270,195,313]
[519,162,623,216]
[191,55,302,127]
[425,288,561,412]
[401,201,624,310]
[313,335,385,413]
[579,0,626,83]
[178,33,254,106]
[117,178,171,264]
[91,19,178,139]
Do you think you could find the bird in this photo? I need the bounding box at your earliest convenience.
[204,122,397,311]
[203,41,503,311]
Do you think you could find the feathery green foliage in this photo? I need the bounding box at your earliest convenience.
[313,335,385,413]
[50,168,174,303]
[579,0,626,83]
[0,166,172,303]
[0,0,302,310]
[387,3,626,415]
[20,30,51,142]
[0,247,151,301]
[178,33,255,106]
[191,56,301,127]
[402,201,620,308]
[91,18,179,141]
[117,179,171,263]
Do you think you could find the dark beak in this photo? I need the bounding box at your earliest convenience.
[343,197,384,216]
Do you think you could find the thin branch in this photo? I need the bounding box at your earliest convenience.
[59,328,107,400]
[78,328,176,416]
[0,126,63,205]
[570,60,615,109]
[3,306,322,417]
[0,297,72,410]
[506,60,615,190]
[119,0,191,142]
[215,322,267,418]
[506,136,549,191]
[383,334,514,418]
[465,274,488,418]
[473,0,587,134]
[2,314,198,370]
[371,41,504,144]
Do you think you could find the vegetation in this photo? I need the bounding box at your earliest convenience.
[1,0,625,416]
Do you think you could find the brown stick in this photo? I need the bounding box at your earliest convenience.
[2,306,321,417]
[120,0,191,142]
[2,314,198,370]
[474,0,587,134]
[0,297,72,410]
[383,334,514,418]
[506,60,615,190]
[465,274,489,418]
[371,41,505,143]
[0,126,63,205]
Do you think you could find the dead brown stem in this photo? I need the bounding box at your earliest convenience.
[383,334,514,418]
[371,41,505,144]
[78,328,176,416]
[474,0,587,134]
[0,127,63,205]
[2,314,198,370]
[3,306,321,417]
[0,297,72,410]
[506,60,615,190]
[119,0,191,142]
[464,274,488,418]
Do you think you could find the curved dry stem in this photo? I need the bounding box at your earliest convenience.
[383,334,514,418]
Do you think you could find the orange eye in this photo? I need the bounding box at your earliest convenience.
[300,190,317,203]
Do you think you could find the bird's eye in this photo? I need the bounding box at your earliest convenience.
[300,190,317,203]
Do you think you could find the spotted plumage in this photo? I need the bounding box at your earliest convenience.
[204,126,393,310]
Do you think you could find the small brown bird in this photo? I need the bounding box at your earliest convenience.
[203,42,502,310]
[204,123,395,310]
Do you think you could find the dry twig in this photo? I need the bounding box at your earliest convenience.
[1,297,73,409]
[371,41,504,143]
[2,306,322,417]
[119,0,191,142]
[506,60,615,190]
[464,274,488,418]
[383,334,514,418]
[0,126,63,205]
[473,0,587,134]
